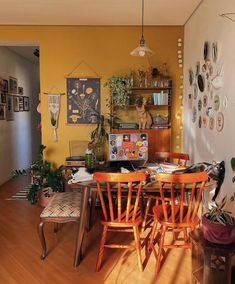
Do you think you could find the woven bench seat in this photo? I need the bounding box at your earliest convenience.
[40,192,81,218]
[38,191,83,266]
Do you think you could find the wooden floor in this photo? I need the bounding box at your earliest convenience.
[0,177,193,284]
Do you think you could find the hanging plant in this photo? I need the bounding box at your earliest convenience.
[104,76,132,107]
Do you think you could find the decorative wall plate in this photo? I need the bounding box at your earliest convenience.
[223,96,228,108]
[189,68,194,85]
[202,63,207,73]
[209,64,213,76]
[195,61,200,77]
[203,41,210,60]
[198,99,202,111]
[188,93,193,109]
[193,84,198,99]
[213,95,220,111]
[192,106,197,123]
[202,94,208,107]
[211,75,223,89]
[198,74,205,92]
[216,112,224,132]
[202,114,207,128]
[212,41,218,62]
[206,107,213,117]
[198,115,202,128]
[209,116,215,130]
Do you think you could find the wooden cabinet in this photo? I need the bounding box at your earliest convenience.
[112,129,170,162]
[110,83,172,162]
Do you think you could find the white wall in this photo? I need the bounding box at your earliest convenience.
[183,0,235,212]
[0,46,40,185]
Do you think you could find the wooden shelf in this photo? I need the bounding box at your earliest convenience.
[114,104,170,108]
[130,87,171,91]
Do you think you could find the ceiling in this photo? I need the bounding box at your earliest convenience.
[0,0,202,26]
[7,46,39,64]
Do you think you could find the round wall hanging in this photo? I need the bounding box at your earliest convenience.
[202,94,208,107]
[206,107,213,117]
[202,63,207,73]
[193,84,198,99]
[198,99,202,111]
[212,41,218,62]
[195,61,200,77]
[192,106,197,123]
[202,114,207,128]
[213,95,220,111]
[188,93,193,109]
[189,68,194,85]
[216,112,224,132]
[198,74,205,92]
[209,116,215,130]
[209,64,213,76]
[223,96,228,108]
[211,75,223,90]
[198,115,202,128]
[203,41,210,60]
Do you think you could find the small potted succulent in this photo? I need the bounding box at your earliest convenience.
[12,144,64,206]
[202,158,235,244]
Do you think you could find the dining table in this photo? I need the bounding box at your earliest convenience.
[67,163,217,266]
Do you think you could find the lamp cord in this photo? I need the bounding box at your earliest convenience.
[141,0,144,40]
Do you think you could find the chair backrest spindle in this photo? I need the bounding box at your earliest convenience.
[155,172,208,226]
[93,172,146,224]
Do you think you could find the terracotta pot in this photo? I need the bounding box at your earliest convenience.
[202,215,235,244]
[37,187,55,207]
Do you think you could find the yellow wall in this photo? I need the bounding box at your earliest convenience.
[0,25,183,165]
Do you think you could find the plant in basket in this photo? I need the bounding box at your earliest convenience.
[202,158,235,244]
[12,144,64,205]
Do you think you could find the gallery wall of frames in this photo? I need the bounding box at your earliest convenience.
[0,76,29,121]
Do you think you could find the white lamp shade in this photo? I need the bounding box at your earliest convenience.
[130,44,154,57]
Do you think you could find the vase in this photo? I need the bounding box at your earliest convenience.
[37,187,55,207]
[202,215,235,244]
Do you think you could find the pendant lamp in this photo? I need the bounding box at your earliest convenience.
[130,0,154,57]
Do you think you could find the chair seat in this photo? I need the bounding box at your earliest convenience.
[40,192,81,218]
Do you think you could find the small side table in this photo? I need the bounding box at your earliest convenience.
[190,229,235,284]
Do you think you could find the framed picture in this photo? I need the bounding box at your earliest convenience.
[0,92,6,104]
[66,77,100,124]
[19,96,24,111]
[23,96,29,111]
[2,79,8,92]
[9,76,18,94]
[6,95,14,121]
[0,104,5,120]
[13,96,20,112]
[18,86,23,95]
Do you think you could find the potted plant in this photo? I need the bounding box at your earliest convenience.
[12,144,64,206]
[90,113,109,163]
[104,75,132,107]
[202,158,235,244]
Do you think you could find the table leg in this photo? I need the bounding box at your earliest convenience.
[74,185,90,267]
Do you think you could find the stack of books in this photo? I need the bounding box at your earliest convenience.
[152,91,169,105]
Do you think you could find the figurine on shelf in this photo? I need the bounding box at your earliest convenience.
[135,96,153,129]
[137,69,147,87]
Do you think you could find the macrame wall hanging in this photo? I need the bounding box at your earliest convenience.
[44,91,65,142]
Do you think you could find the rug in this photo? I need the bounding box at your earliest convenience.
[6,184,31,201]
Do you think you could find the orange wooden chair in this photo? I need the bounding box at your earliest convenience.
[154,151,190,166]
[142,151,190,232]
[93,172,146,272]
[148,172,208,273]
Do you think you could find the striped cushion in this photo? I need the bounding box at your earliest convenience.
[40,192,81,218]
